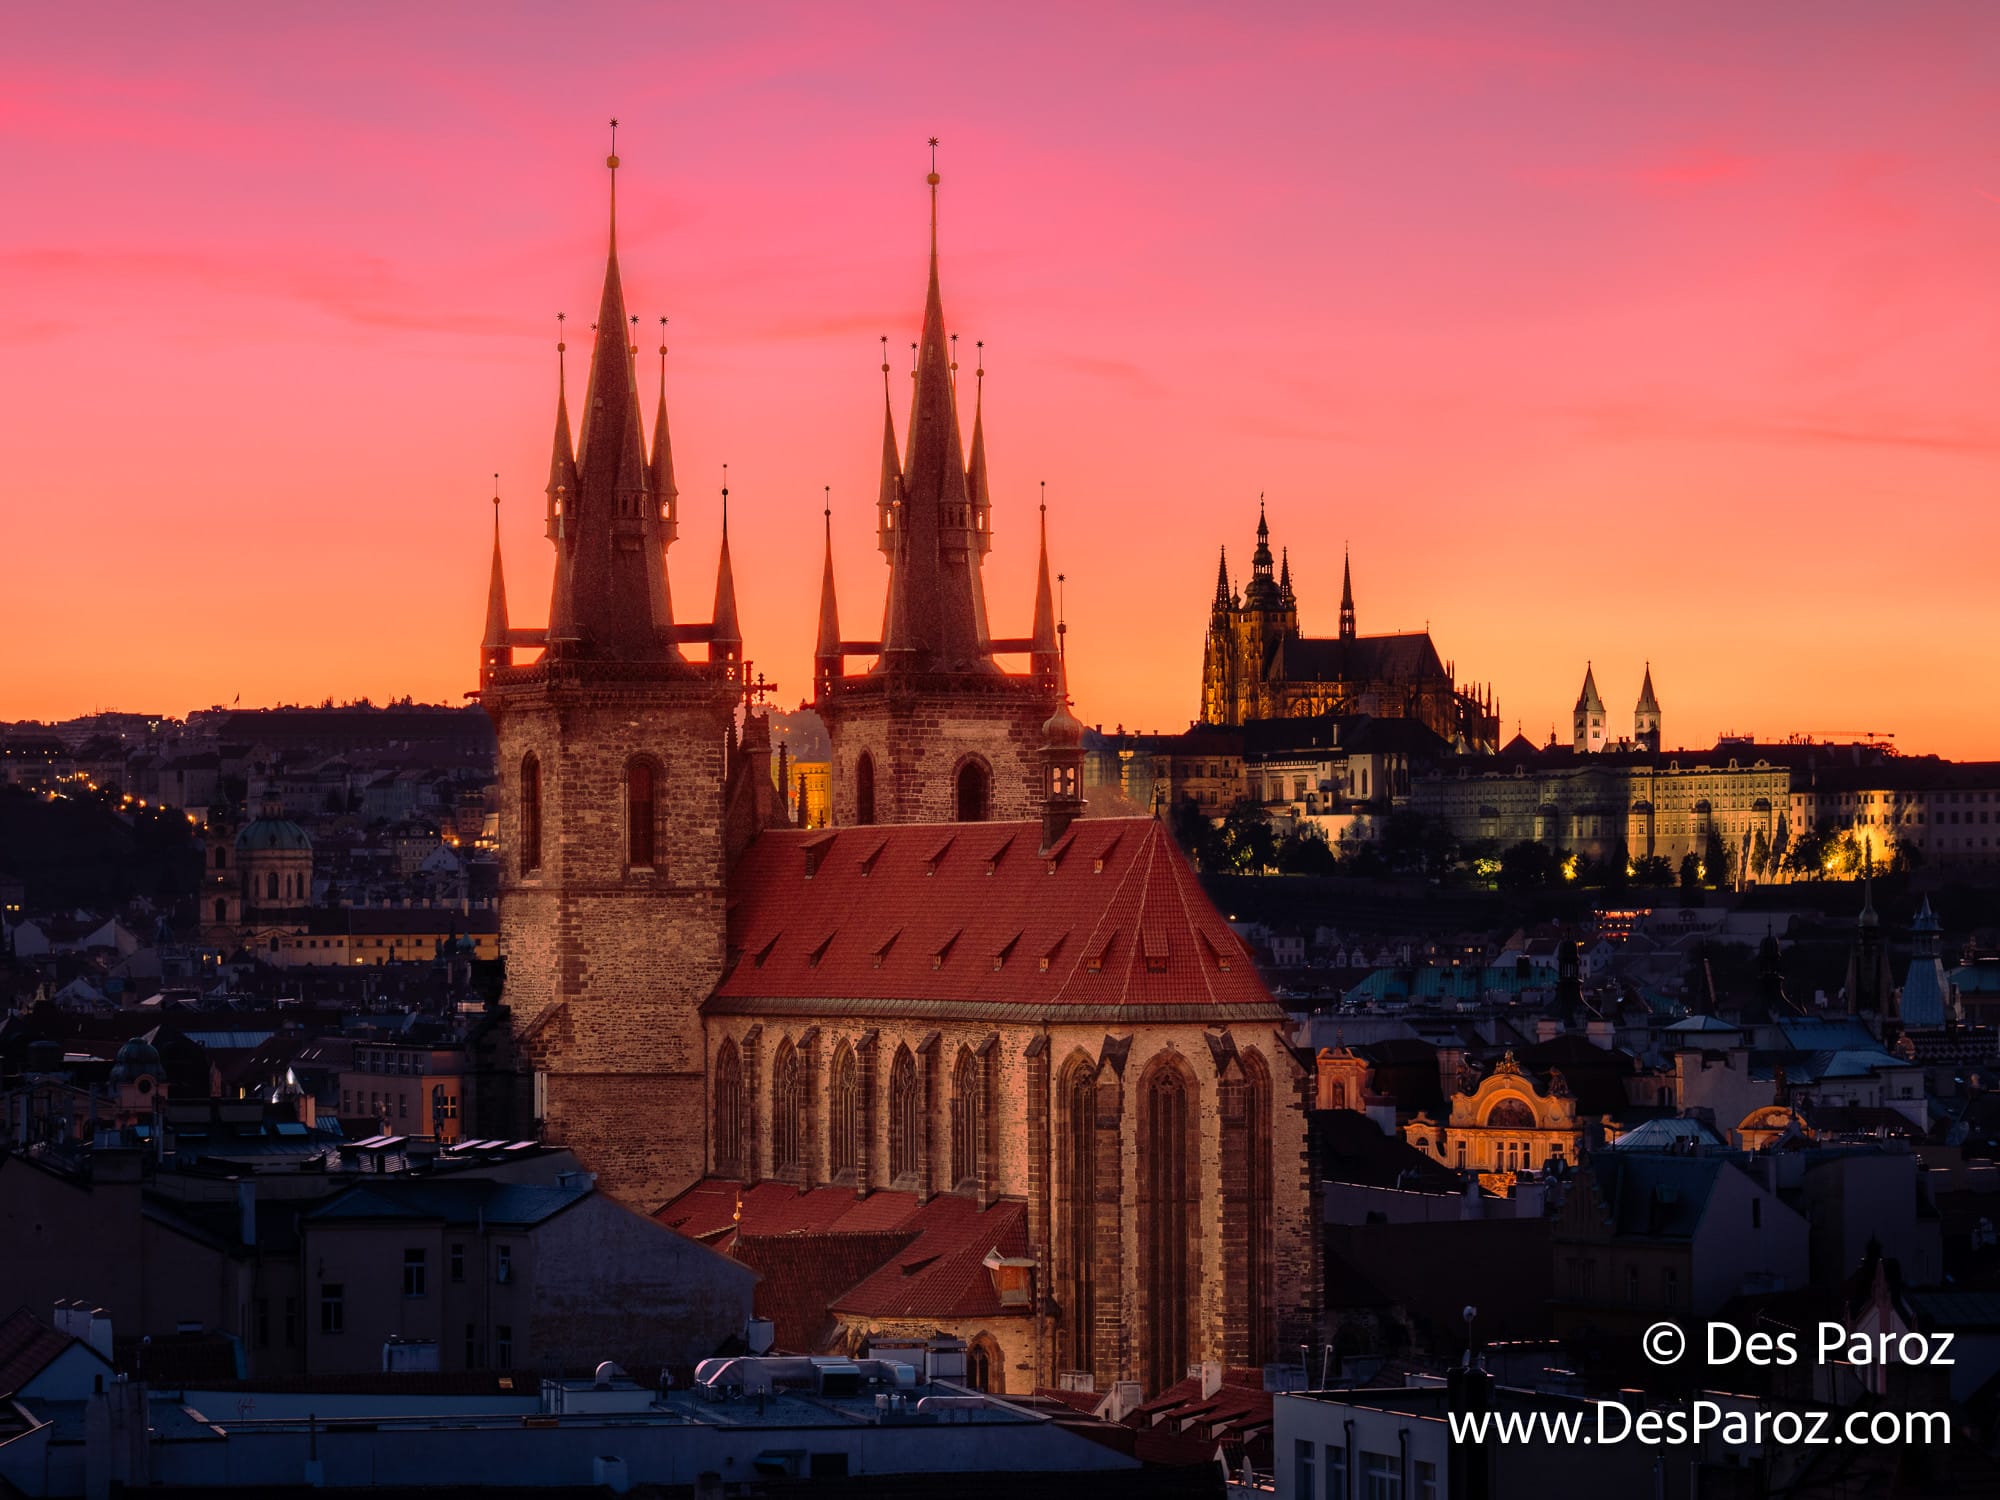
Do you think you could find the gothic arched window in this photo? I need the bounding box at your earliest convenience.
[265,872,279,901]
[1140,1056,1198,1393]
[830,1042,858,1180]
[713,1039,744,1178]
[855,753,876,827]
[772,1040,804,1180]
[956,760,990,823]
[888,1045,920,1185]
[1061,1057,1100,1373]
[1241,1048,1276,1366]
[214,847,228,870]
[627,759,657,869]
[520,754,543,875]
[950,1047,979,1189]
[967,1333,1004,1394]
[213,898,227,922]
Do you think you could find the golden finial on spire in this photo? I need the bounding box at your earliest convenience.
[910,340,918,381]
[606,119,620,244]
[556,311,567,385]
[721,463,729,534]
[950,332,958,384]
[824,484,831,523]
[926,137,941,264]
[1039,478,1046,516]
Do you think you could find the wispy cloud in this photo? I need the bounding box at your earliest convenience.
[1578,397,1999,456]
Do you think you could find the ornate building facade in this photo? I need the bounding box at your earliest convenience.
[200,792,314,954]
[1401,1052,1594,1184]
[1200,508,1499,751]
[474,152,1316,1395]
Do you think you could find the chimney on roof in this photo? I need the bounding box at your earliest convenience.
[85,1307,113,1362]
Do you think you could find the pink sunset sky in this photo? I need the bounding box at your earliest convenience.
[4,4,1998,754]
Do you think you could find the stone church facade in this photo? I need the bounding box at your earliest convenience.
[475,150,1316,1395]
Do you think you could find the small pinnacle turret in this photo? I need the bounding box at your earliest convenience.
[1039,647,1086,852]
[1634,661,1662,751]
[482,487,511,682]
[652,321,679,547]
[1030,492,1059,685]
[711,483,740,674]
[544,325,580,642]
[1243,496,1280,608]
[1573,663,1607,755]
[1339,546,1356,641]
[815,493,842,696]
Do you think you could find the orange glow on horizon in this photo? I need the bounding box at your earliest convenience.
[5,7,2000,756]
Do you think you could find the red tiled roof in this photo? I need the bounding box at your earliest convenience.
[654,1179,923,1247]
[735,1231,920,1352]
[1134,1371,1273,1431]
[656,1180,1030,1330]
[0,1309,79,1398]
[712,817,1278,1022]
[831,1194,1029,1321]
[1032,1384,1110,1415]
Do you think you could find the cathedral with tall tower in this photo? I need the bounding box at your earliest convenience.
[475,141,1314,1397]
[811,151,1062,827]
[1200,505,1500,750]
[476,135,779,1210]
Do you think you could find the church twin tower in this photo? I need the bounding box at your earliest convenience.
[476,149,1065,1196]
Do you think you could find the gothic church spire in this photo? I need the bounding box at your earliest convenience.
[874,143,995,676]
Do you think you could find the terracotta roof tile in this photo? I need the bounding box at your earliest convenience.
[657,1181,1029,1333]
[655,1179,930,1246]
[831,1194,1029,1322]
[712,817,1277,1022]
[0,1309,78,1398]
[734,1230,919,1352]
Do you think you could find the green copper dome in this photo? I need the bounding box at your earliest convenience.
[235,792,312,853]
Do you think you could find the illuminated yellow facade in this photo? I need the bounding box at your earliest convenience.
[1402,1053,1592,1176]
[1410,752,1787,866]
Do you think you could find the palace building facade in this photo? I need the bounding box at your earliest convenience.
[474,149,1315,1395]
[1200,509,1500,751]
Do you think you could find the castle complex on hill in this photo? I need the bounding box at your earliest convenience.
[1201,507,1499,752]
